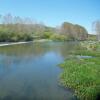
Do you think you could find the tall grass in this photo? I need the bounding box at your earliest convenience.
[59,41,100,100]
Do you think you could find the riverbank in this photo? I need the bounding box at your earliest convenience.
[34,39,52,42]
[0,41,33,47]
[59,41,100,100]
[0,39,53,47]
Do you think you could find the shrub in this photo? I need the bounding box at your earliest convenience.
[50,34,67,41]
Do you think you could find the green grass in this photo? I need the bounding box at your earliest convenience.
[71,50,100,57]
[59,41,100,100]
[70,41,100,57]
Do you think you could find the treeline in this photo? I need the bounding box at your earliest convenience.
[0,14,88,42]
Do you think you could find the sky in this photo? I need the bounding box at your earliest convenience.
[0,0,100,33]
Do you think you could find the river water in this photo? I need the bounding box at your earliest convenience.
[0,42,76,100]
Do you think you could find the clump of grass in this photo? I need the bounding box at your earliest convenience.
[71,49,100,57]
[59,41,100,100]
[70,41,100,57]
[59,57,100,100]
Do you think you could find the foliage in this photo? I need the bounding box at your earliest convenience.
[0,29,33,42]
[0,13,88,42]
[50,34,68,41]
[87,34,96,41]
[42,31,53,39]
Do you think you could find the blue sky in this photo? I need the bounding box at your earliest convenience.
[0,0,100,33]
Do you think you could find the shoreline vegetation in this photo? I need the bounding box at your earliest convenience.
[59,41,100,100]
[0,14,88,43]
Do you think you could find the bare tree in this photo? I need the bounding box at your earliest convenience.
[0,14,2,21]
[60,22,88,40]
[92,20,100,41]
[2,13,13,24]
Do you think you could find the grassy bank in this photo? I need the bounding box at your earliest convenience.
[59,41,100,100]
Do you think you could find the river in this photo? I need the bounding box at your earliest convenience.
[0,42,76,100]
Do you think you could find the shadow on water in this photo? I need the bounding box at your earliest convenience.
[0,42,78,100]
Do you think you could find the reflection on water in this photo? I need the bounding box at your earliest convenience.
[0,42,76,100]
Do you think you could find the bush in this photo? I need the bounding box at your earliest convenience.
[0,30,9,42]
[50,34,67,41]
[42,32,53,39]
[0,30,33,42]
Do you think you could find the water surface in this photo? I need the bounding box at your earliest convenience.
[0,42,76,100]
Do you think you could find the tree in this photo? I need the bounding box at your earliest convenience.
[0,14,34,42]
[0,13,88,42]
[2,13,13,24]
[93,20,100,41]
[74,24,88,40]
[60,22,88,40]
[61,22,74,39]
[0,14,2,21]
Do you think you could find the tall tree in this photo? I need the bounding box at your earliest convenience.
[93,20,100,41]
[2,13,13,24]
[60,22,88,40]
